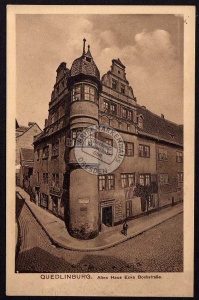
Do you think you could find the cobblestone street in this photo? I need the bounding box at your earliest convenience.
[16,196,183,273]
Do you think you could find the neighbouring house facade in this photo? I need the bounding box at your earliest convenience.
[32,40,183,240]
[16,121,42,187]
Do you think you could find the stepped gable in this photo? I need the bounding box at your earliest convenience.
[137,105,183,146]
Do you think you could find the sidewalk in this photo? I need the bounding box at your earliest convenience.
[16,186,183,252]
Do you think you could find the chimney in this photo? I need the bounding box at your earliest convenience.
[161,114,164,119]
[83,38,86,55]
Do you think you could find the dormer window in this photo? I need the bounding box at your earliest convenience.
[112,79,117,90]
[86,57,91,62]
[137,115,144,129]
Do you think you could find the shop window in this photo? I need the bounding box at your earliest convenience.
[158,148,168,161]
[125,142,134,156]
[176,151,183,163]
[139,144,150,158]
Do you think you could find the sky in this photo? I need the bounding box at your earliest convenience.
[16,14,184,129]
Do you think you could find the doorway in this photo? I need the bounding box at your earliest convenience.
[102,206,113,227]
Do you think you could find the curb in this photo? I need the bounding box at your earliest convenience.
[23,195,183,252]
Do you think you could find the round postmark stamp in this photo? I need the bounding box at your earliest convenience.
[74,124,125,175]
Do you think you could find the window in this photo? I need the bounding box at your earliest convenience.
[112,79,117,90]
[121,84,125,94]
[108,175,115,190]
[42,146,49,159]
[121,173,135,188]
[84,85,96,101]
[139,144,150,158]
[43,173,48,184]
[40,193,49,209]
[52,173,59,187]
[148,195,155,208]
[105,138,113,147]
[133,110,137,123]
[52,141,59,157]
[110,103,117,114]
[137,116,143,128]
[37,172,39,183]
[125,142,134,156]
[176,151,183,163]
[178,172,183,183]
[72,85,81,101]
[86,57,91,62]
[71,128,83,141]
[103,101,109,112]
[127,110,133,120]
[158,148,168,161]
[51,112,55,123]
[99,175,106,191]
[122,107,127,118]
[99,175,115,191]
[159,174,169,185]
[139,174,151,186]
[37,149,40,161]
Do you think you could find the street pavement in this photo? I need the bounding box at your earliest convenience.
[16,191,183,273]
[16,186,183,251]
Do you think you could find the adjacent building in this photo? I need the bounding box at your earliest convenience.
[32,40,183,240]
[16,121,42,187]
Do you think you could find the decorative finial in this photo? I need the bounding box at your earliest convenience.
[83,38,86,55]
[88,45,90,50]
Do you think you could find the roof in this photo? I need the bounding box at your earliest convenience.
[20,148,34,162]
[70,47,100,80]
[137,105,183,146]
[16,122,42,138]
[112,58,125,69]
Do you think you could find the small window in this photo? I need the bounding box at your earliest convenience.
[118,70,120,74]
[122,108,127,118]
[52,173,59,187]
[176,151,183,163]
[43,173,48,184]
[125,142,134,156]
[42,146,49,159]
[140,174,151,186]
[86,57,91,62]
[51,112,55,123]
[158,148,168,161]
[139,144,150,158]
[110,103,117,114]
[121,84,125,94]
[99,175,106,191]
[103,101,109,112]
[121,174,128,188]
[159,174,169,185]
[127,111,133,120]
[121,173,135,188]
[108,175,115,190]
[112,79,117,90]
[52,141,59,157]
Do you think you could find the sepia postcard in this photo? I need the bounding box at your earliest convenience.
[7,5,195,297]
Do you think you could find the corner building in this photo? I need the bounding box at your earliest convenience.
[33,41,183,240]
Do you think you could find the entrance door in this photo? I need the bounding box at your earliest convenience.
[102,206,112,227]
[126,200,132,218]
